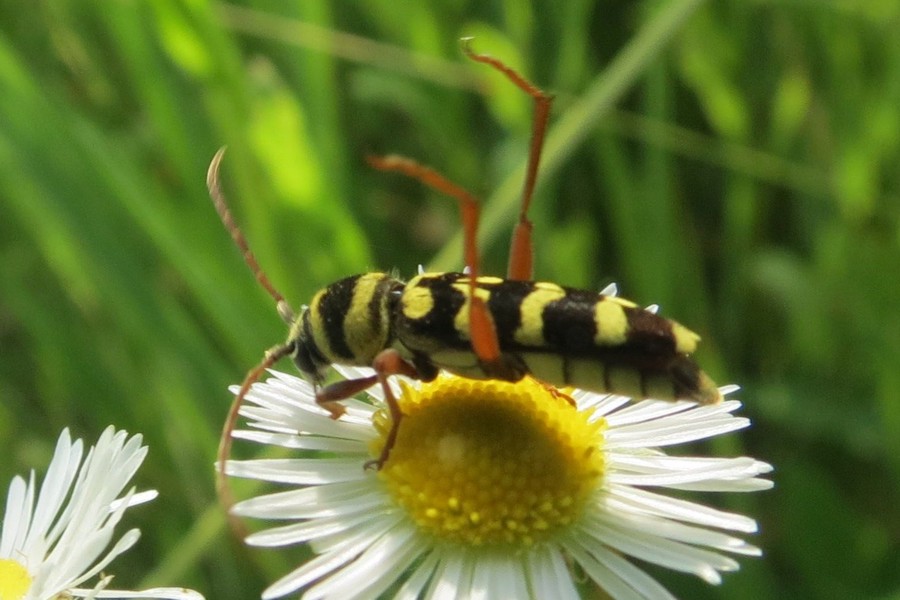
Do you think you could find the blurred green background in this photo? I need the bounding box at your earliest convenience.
[1,0,898,598]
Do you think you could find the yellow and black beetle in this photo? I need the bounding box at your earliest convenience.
[208,40,721,480]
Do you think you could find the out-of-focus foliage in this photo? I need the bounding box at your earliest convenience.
[1,1,898,598]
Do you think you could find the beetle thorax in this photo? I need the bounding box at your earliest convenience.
[297,273,402,373]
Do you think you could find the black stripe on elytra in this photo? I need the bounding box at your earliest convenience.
[540,288,599,354]
[404,275,533,350]
[483,279,531,347]
[623,308,677,356]
[317,274,361,360]
[401,273,468,346]
[524,289,682,370]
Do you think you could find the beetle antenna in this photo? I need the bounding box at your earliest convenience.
[217,342,295,537]
[207,147,294,323]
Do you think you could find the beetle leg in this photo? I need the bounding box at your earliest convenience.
[315,375,379,418]
[365,349,421,470]
[366,156,505,370]
[461,39,553,281]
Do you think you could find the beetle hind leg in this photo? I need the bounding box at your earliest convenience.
[461,39,553,282]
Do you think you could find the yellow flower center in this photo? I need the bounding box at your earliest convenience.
[0,558,31,600]
[376,376,606,548]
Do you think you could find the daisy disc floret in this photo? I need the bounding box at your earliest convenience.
[378,376,604,547]
[226,367,772,600]
[0,427,204,600]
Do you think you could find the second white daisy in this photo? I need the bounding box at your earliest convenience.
[0,427,204,600]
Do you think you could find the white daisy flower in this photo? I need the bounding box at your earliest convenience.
[226,368,772,600]
[0,427,204,600]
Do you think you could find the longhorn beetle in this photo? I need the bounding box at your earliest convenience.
[209,40,722,496]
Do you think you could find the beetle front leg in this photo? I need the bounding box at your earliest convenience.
[315,375,379,419]
[364,349,421,470]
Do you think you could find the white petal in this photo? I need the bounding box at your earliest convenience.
[80,588,205,599]
[234,480,382,519]
[245,512,375,547]
[225,458,368,485]
[525,546,580,600]
[588,510,762,556]
[109,490,158,512]
[605,485,760,533]
[27,430,83,548]
[261,513,403,599]
[426,550,468,600]
[486,554,528,599]
[303,523,423,600]
[607,455,768,486]
[393,549,440,600]
[0,475,29,557]
[232,430,369,453]
[719,384,741,396]
[566,536,677,600]
[582,519,739,582]
[605,415,750,448]
[605,400,699,427]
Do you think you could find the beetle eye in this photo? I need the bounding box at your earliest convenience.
[292,342,325,384]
